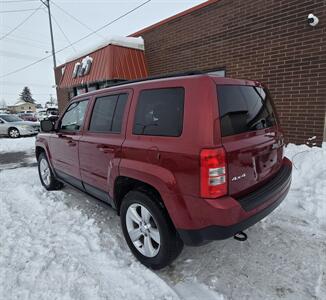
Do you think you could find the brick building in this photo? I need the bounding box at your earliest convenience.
[55,0,326,145]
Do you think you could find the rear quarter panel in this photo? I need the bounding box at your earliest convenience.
[120,76,219,225]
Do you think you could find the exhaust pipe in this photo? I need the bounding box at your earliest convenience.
[234,231,247,241]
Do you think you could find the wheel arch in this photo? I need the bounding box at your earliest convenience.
[35,145,46,160]
[35,143,55,172]
[114,176,166,215]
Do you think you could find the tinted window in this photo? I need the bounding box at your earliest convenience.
[89,93,128,133]
[112,94,128,132]
[61,100,88,131]
[133,88,184,137]
[217,85,276,137]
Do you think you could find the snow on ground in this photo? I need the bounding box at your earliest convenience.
[0,137,325,300]
[0,136,36,154]
[0,167,180,300]
[282,143,326,230]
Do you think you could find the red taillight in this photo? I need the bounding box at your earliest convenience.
[200,147,227,198]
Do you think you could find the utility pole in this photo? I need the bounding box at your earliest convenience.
[41,0,56,68]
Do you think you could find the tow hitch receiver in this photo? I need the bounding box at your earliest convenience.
[234,231,247,241]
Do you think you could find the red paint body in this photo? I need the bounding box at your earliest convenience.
[36,74,292,238]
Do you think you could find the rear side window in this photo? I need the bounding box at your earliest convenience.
[133,88,184,137]
[89,93,128,133]
[217,85,277,137]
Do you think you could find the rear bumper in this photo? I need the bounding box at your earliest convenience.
[177,158,292,246]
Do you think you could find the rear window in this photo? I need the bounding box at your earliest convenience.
[217,85,277,137]
[133,88,184,137]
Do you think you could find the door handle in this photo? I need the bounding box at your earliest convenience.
[67,140,77,147]
[96,144,114,153]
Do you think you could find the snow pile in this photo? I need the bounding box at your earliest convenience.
[283,143,326,229]
[65,36,144,63]
[0,137,35,154]
[0,167,179,300]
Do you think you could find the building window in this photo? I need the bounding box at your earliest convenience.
[76,86,87,95]
[88,85,97,92]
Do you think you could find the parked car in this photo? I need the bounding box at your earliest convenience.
[0,114,40,138]
[36,109,47,121]
[17,112,38,122]
[36,73,292,269]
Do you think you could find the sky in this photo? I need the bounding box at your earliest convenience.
[0,0,206,106]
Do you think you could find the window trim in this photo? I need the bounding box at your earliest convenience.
[88,92,129,135]
[59,99,89,133]
[132,87,185,138]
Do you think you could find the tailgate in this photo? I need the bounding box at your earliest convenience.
[216,84,284,197]
[223,129,284,197]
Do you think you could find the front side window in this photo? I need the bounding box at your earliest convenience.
[217,85,277,137]
[61,100,88,131]
[89,93,128,133]
[133,88,184,137]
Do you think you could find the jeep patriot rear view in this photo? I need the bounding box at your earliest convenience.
[36,73,292,269]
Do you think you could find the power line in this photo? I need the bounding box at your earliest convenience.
[0,0,152,78]
[0,49,43,60]
[52,0,152,54]
[0,4,42,40]
[0,0,38,3]
[0,56,52,79]
[40,0,57,68]
[51,1,105,40]
[3,37,48,50]
[0,23,66,44]
[0,31,49,46]
[48,10,77,53]
[0,8,39,13]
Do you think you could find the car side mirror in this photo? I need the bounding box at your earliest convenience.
[40,119,55,132]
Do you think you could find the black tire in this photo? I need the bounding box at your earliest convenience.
[37,152,63,190]
[120,189,183,269]
[8,127,20,138]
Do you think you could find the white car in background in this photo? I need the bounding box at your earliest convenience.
[36,108,59,122]
[0,114,40,138]
[36,110,47,121]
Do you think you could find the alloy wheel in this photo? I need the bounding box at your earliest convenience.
[126,203,161,258]
[9,129,19,138]
[39,158,51,186]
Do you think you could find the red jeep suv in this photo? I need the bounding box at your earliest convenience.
[36,73,292,269]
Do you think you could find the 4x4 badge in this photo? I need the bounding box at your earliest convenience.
[231,173,246,181]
